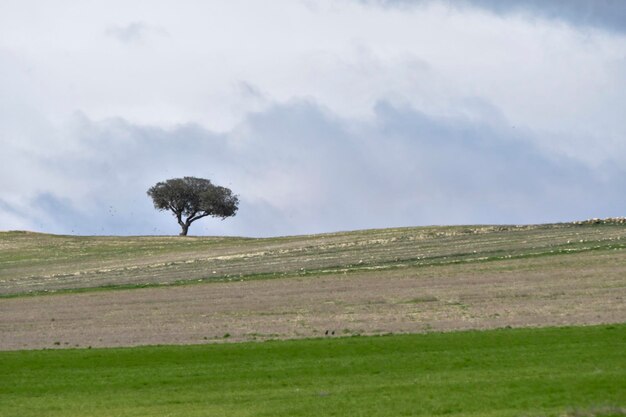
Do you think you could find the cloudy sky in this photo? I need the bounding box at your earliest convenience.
[1,0,625,237]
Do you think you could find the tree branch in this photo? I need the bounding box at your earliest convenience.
[187,212,211,223]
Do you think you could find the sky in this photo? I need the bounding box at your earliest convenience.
[1,0,625,237]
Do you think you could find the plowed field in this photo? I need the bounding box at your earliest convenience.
[1,223,625,349]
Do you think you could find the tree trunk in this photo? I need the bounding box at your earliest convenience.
[179,223,189,236]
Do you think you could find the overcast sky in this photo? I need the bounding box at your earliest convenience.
[1,0,625,237]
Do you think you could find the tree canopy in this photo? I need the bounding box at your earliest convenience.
[147,177,239,236]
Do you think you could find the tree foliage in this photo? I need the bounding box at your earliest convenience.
[147,177,238,236]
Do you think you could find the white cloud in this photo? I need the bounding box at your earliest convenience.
[105,22,169,43]
[0,0,625,235]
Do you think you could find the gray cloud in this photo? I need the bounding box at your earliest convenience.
[0,198,22,218]
[4,99,625,236]
[361,0,626,33]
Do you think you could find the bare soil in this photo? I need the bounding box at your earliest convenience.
[1,251,624,350]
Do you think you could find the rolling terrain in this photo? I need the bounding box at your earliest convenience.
[2,222,626,295]
[2,222,625,416]
[1,222,625,349]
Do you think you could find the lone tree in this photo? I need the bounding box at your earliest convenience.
[147,177,239,236]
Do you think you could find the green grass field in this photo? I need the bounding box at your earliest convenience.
[2,324,625,417]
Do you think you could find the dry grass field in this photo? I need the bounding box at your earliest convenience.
[2,222,625,294]
[1,222,625,350]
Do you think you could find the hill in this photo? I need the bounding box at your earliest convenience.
[2,221,626,295]
[1,222,625,350]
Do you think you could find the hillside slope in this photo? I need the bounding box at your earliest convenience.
[1,222,626,295]
[1,222,626,349]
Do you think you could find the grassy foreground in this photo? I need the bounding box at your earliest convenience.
[1,324,625,417]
